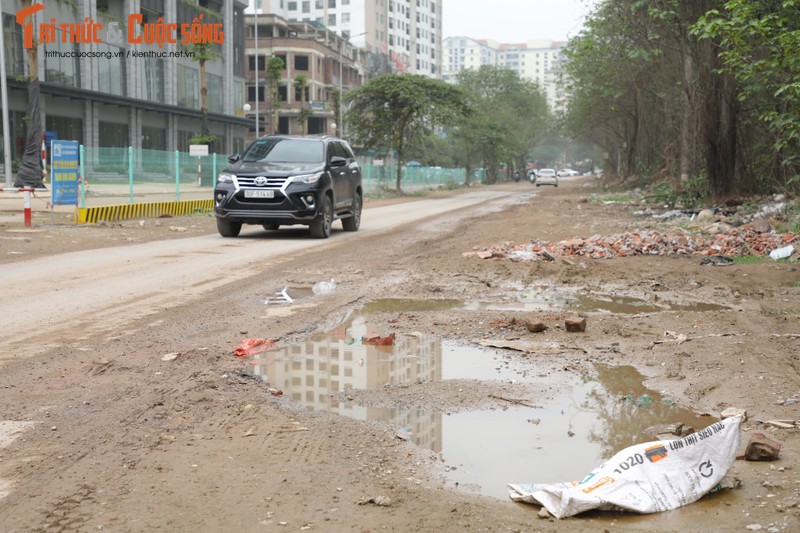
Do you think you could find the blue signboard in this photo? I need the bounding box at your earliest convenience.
[51,140,80,206]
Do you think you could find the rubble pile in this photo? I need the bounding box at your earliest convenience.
[465,226,799,261]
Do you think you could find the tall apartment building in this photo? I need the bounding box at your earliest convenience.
[256,0,442,77]
[1,0,250,160]
[443,37,568,113]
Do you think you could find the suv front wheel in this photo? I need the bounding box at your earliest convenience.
[217,218,242,237]
[309,195,333,239]
[342,193,362,232]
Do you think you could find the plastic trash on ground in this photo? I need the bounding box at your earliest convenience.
[508,416,742,518]
[769,244,794,260]
[312,279,336,295]
[264,288,294,305]
[233,338,276,358]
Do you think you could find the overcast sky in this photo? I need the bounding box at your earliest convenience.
[443,0,597,43]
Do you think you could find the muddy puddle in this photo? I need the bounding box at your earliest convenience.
[362,285,728,314]
[243,312,715,501]
[265,284,727,314]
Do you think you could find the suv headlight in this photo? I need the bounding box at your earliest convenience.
[287,172,323,185]
[218,172,236,183]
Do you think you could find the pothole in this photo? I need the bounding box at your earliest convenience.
[243,310,715,500]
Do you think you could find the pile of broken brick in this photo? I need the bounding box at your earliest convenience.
[464,226,799,261]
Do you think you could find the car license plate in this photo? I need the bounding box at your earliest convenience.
[244,189,274,198]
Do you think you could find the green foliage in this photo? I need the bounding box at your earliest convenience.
[267,56,286,134]
[452,66,550,184]
[695,0,800,181]
[732,255,765,264]
[648,182,677,207]
[679,172,711,209]
[346,74,470,192]
[188,134,217,145]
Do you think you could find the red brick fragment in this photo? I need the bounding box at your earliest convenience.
[745,432,782,461]
[565,316,587,332]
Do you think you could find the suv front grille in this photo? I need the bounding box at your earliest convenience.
[236,176,288,188]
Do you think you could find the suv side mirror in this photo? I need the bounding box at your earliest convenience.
[329,156,347,167]
[228,154,240,164]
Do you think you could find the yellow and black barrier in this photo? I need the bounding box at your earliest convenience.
[75,199,214,224]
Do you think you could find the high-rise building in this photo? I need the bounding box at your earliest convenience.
[255,0,442,77]
[443,37,568,113]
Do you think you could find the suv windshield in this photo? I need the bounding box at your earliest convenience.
[242,138,324,164]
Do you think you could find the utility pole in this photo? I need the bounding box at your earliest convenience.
[0,7,13,187]
[254,1,259,138]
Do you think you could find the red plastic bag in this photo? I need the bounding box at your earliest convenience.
[233,338,275,358]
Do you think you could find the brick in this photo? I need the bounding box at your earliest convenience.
[744,432,781,461]
[565,316,587,332]
[526,320,548,333]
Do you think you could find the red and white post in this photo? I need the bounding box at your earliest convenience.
[23,187,32,227]
[41,134,47,183]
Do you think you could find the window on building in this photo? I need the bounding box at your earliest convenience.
[141,57,164,102]
[278,85,288,101]
[207,74,223,113]
[141,126,166,150]
[342,12,350,23]
[294,55,309,70]
[249,55,266,71]
[45,116,84,146]
[328,0,336,7]
[1,14,25,79]
[248,85,265,102]
[99,121,129,148]
[288,1,297,10]
[302,1,310,13]
[43,30,80,88]
[295,86,309,101]
[315,0,323,7]
[177,65,199,109]
[328,14,336,26]
[177,130,195,152]
[97,43,125,96]
[233,80,245,115]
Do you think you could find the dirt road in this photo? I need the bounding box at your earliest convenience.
[0,179,798,532]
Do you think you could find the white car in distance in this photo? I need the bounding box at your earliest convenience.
[535,168,558,187]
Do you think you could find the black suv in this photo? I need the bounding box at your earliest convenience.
[214,135,362,238]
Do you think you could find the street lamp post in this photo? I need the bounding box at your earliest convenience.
[254,4,259,138]
[338,31,367,138]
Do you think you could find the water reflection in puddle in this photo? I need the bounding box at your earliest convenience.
[244,314,714,500]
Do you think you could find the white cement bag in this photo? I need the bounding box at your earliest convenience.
[508,416,742,518]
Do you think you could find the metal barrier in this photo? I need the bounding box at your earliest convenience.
[2,147,482,225]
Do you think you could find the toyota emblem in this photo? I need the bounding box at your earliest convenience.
[254,176,268,186]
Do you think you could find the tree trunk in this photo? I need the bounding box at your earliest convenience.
[15,21,44,188]
[200,60,209,137]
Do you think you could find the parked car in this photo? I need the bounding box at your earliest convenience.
[557,168,579,177]
[214,134,362,239]
[535,168,558,187]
